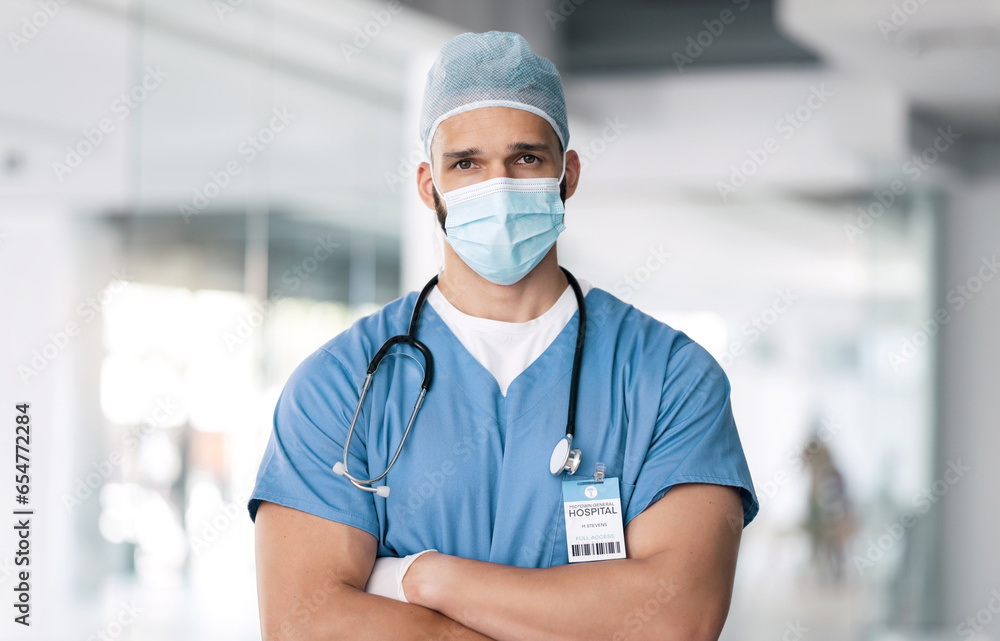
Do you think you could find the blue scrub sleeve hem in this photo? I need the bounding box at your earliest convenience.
[247,490,381,540]
[625,474,759,529]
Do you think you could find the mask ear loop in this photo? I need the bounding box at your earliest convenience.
[552,126,569,191]
[427,150,444,205]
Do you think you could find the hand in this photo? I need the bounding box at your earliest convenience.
[399,549,441,604]
[364,550,437,603]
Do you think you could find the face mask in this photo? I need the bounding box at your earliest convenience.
[435,161,566,286]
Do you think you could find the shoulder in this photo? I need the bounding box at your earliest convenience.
[586,287,723,377]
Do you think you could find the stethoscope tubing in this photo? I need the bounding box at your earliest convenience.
[335,268,586,494]
[561,267,585,442]
[335,275,438,494]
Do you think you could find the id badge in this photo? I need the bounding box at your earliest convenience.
[562,477,627,563]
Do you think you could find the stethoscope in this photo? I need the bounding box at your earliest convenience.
[333,267,587,497]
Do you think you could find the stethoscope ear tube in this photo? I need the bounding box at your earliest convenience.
[551,267,586,476]
[367,335,434,391]
[409,338,434,392]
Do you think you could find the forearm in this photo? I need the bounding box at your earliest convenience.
[405,553,722,641]
[263,581,497,641]
[405,484,744,641]
[253,502,494,640]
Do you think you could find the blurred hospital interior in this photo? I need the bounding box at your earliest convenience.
[1,0,999,639]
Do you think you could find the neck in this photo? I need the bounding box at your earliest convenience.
[436,245,567,322]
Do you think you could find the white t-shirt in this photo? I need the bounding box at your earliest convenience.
[426,279,592,396]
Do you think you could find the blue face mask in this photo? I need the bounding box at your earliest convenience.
[437,171,566,286]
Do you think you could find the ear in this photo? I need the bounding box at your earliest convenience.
[416,161,438,210]
[562,150,582,200]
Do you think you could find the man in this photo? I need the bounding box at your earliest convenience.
[250,31,758,641]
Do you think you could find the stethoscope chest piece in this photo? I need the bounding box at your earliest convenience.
[549,435,582,476]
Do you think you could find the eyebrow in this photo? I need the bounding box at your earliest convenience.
[441,147,482,161]
[508,141,553,155]
[440,141,554,161]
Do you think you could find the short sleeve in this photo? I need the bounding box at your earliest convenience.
[247,347,380,539]
[627,340,759,528]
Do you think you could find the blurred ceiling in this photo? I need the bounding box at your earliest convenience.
[409,0,821,72]
[409,0,1000,134]
[2,0,997,221]
[557,0,820,73]
[779,0,1000,135]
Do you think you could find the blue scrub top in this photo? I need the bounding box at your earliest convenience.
[248,286,758,567]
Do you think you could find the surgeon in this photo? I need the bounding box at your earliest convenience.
[250,31,758,641]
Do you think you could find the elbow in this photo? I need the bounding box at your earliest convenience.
[671,619,727,641]
[260,609,322,641]
[261,626,292,641]
[260,585,358,641]
[260,613,347,641]
[666,596,732,641]
[620,591,730,641]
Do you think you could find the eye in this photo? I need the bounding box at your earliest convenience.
[455,159,473,170]
[520,154,539,164]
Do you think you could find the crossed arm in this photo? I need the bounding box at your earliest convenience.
[255,483,744,641]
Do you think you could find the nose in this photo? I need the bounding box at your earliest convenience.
[483,161,513,181]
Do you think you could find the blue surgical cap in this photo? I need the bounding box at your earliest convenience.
[419,31,570,161]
